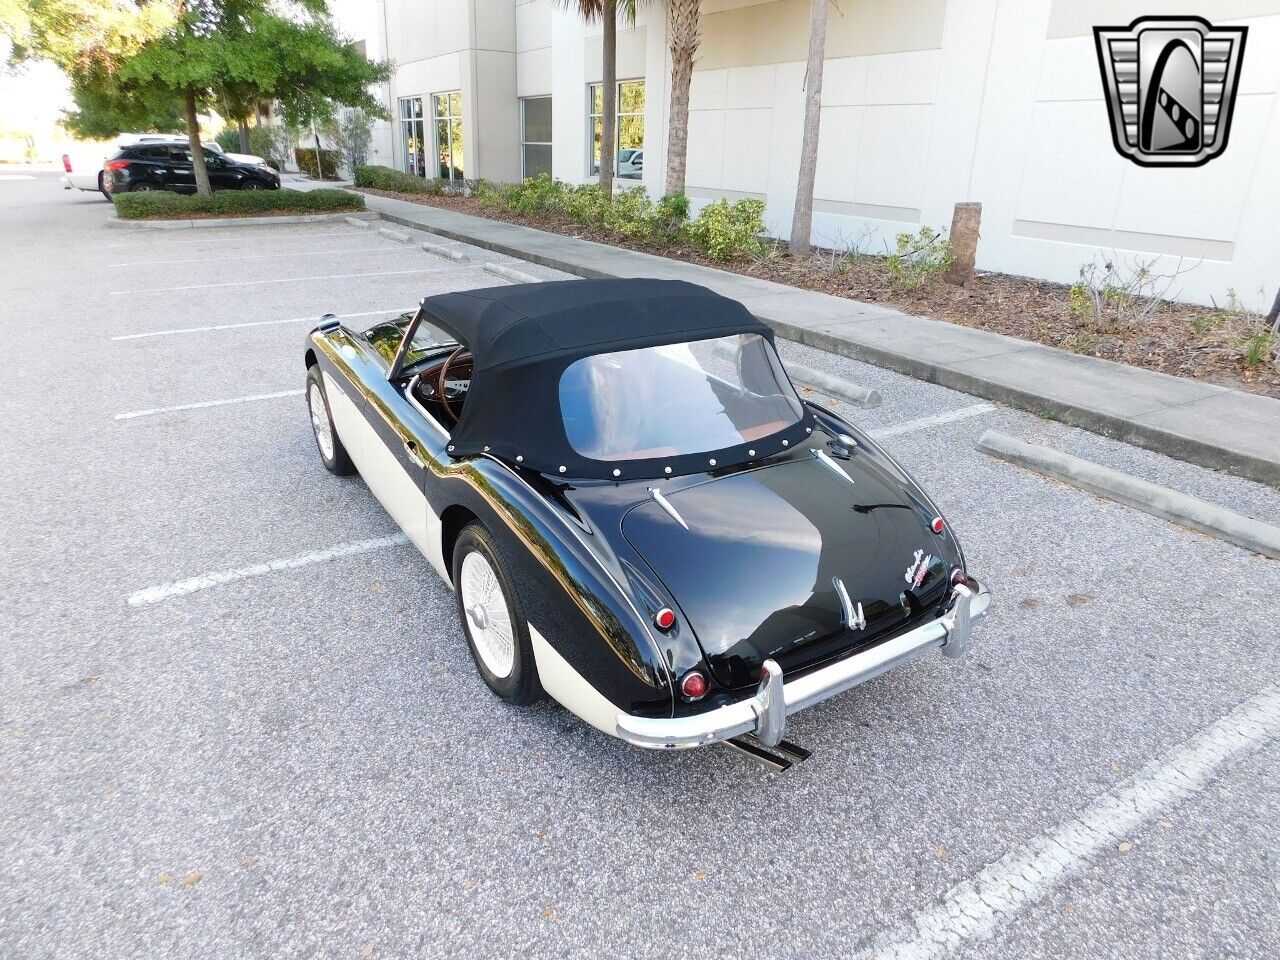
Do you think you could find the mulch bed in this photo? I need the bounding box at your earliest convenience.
[357,187,1280,399]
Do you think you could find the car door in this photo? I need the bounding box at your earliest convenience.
[203,150,242,191]
[162,147,197,192]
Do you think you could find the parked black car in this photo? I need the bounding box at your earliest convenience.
[104,144,280,195]
[303,279,991,767]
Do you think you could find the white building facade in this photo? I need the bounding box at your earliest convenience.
[374,0,1280,308]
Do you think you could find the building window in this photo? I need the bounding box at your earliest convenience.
[432,91,464,181]
[398,96,426,177]
[588,80,644,179]
[521,97,553,179]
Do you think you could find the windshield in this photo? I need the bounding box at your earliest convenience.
[363,314,457,370]
[559,334,803,462]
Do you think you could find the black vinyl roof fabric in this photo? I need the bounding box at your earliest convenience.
[421,278,772,371]
[419,278,811,480]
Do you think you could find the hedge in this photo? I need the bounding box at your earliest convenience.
[295,147,343,179]
[354,164,443,194]
[113,188,365,221]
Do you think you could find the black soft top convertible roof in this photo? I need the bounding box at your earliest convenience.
[408,278,811,480]
[421,278,772,372]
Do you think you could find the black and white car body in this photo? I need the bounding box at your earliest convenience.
[304,279,990,759]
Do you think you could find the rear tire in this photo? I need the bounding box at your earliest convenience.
[98,172,110,201]
[129,182,157,192]
[453,523,542,706]
[306,365,356,476]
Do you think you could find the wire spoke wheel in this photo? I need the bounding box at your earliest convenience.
[459,550,515,679]
[308,383,335,461]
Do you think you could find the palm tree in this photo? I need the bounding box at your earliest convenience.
[790,0,829,255]
[663,0,701,196]
[563,0,622,192]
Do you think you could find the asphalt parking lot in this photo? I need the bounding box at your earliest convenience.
[3,172,1279,960]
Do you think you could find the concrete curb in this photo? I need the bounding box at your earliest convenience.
[977,430,1280,561]
[483,263,541,284]
[378,226,412,243]
[344,215,376,228]
[105,211,376,230]
[421,240,469,262]
[787,362,883,408]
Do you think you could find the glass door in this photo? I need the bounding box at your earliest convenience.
[398,97,425,177]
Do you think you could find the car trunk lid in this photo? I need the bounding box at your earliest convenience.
[621,453,951,689]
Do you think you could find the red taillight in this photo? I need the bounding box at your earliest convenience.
[654,607,676,631]
[680,671,708,700]
[931,516,945,534]
[105,160,129,171]
[61,154,72,173]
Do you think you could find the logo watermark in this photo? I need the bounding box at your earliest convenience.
[1094,16,1247,167]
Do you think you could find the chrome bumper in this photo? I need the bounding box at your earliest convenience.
[615,582,990,750]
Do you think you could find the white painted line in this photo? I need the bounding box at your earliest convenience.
[110,307,411,341]
[106,231,375,250]
[483,262,542,284]
[114,389,303,421]
[0,174,36,181]
[856,684,1280,960]
[109,267,446,295]
[870,403,995,439]
[127,533,410,607]
[107,247,395,268]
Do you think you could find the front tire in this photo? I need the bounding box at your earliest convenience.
[453,523,541,705]
[242,180,267,191]
[306,365,356,476]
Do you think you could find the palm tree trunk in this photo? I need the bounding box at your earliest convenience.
[790,0,828,256]
[184,87,213,198]
[238,118,251,155]
[599,0,617,193]
[664,0,700,197]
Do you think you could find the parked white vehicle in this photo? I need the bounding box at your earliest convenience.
[61,133,270,200]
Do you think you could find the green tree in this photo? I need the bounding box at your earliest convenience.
[3,0,388,196]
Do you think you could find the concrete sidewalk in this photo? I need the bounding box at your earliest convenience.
[359,190,1280,488]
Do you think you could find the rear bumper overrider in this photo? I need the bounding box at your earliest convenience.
[615,581,990,749]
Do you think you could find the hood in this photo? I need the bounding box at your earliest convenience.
[621,450,958,689]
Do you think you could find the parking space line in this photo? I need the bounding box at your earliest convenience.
[870,404,995,439]
[114,389,303,420]
[856,684,1280,960]
[126,533,410,607]
[109,267,453,295]
[110,307,412,341]
[107,247,397,268]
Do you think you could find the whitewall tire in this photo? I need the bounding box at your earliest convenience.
[307,365,356,476]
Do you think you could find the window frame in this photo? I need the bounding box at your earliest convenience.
[587,79,645,178]
[398,95,426,178]
[520,96,553,180]
[431,90,464,182]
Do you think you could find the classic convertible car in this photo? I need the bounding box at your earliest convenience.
[305,279,989,766]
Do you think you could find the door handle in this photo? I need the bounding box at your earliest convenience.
[403,440,426,468]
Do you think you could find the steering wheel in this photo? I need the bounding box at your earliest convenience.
[438,345,471,425]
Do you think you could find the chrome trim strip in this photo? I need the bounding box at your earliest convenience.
[614,582,991,749]
[814,448,855,483]
[648,487,689,530]
[404,374,451,439]
[832,576,866,631]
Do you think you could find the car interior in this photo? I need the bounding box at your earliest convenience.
[408,348,473,429]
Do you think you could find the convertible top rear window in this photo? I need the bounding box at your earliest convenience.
[559,334,803,462]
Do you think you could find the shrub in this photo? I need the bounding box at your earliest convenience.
[294,147,343,180]
[684,198,765,261]
[113,188,364,220]
[886,227,954,293]
[354,164,444,194]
